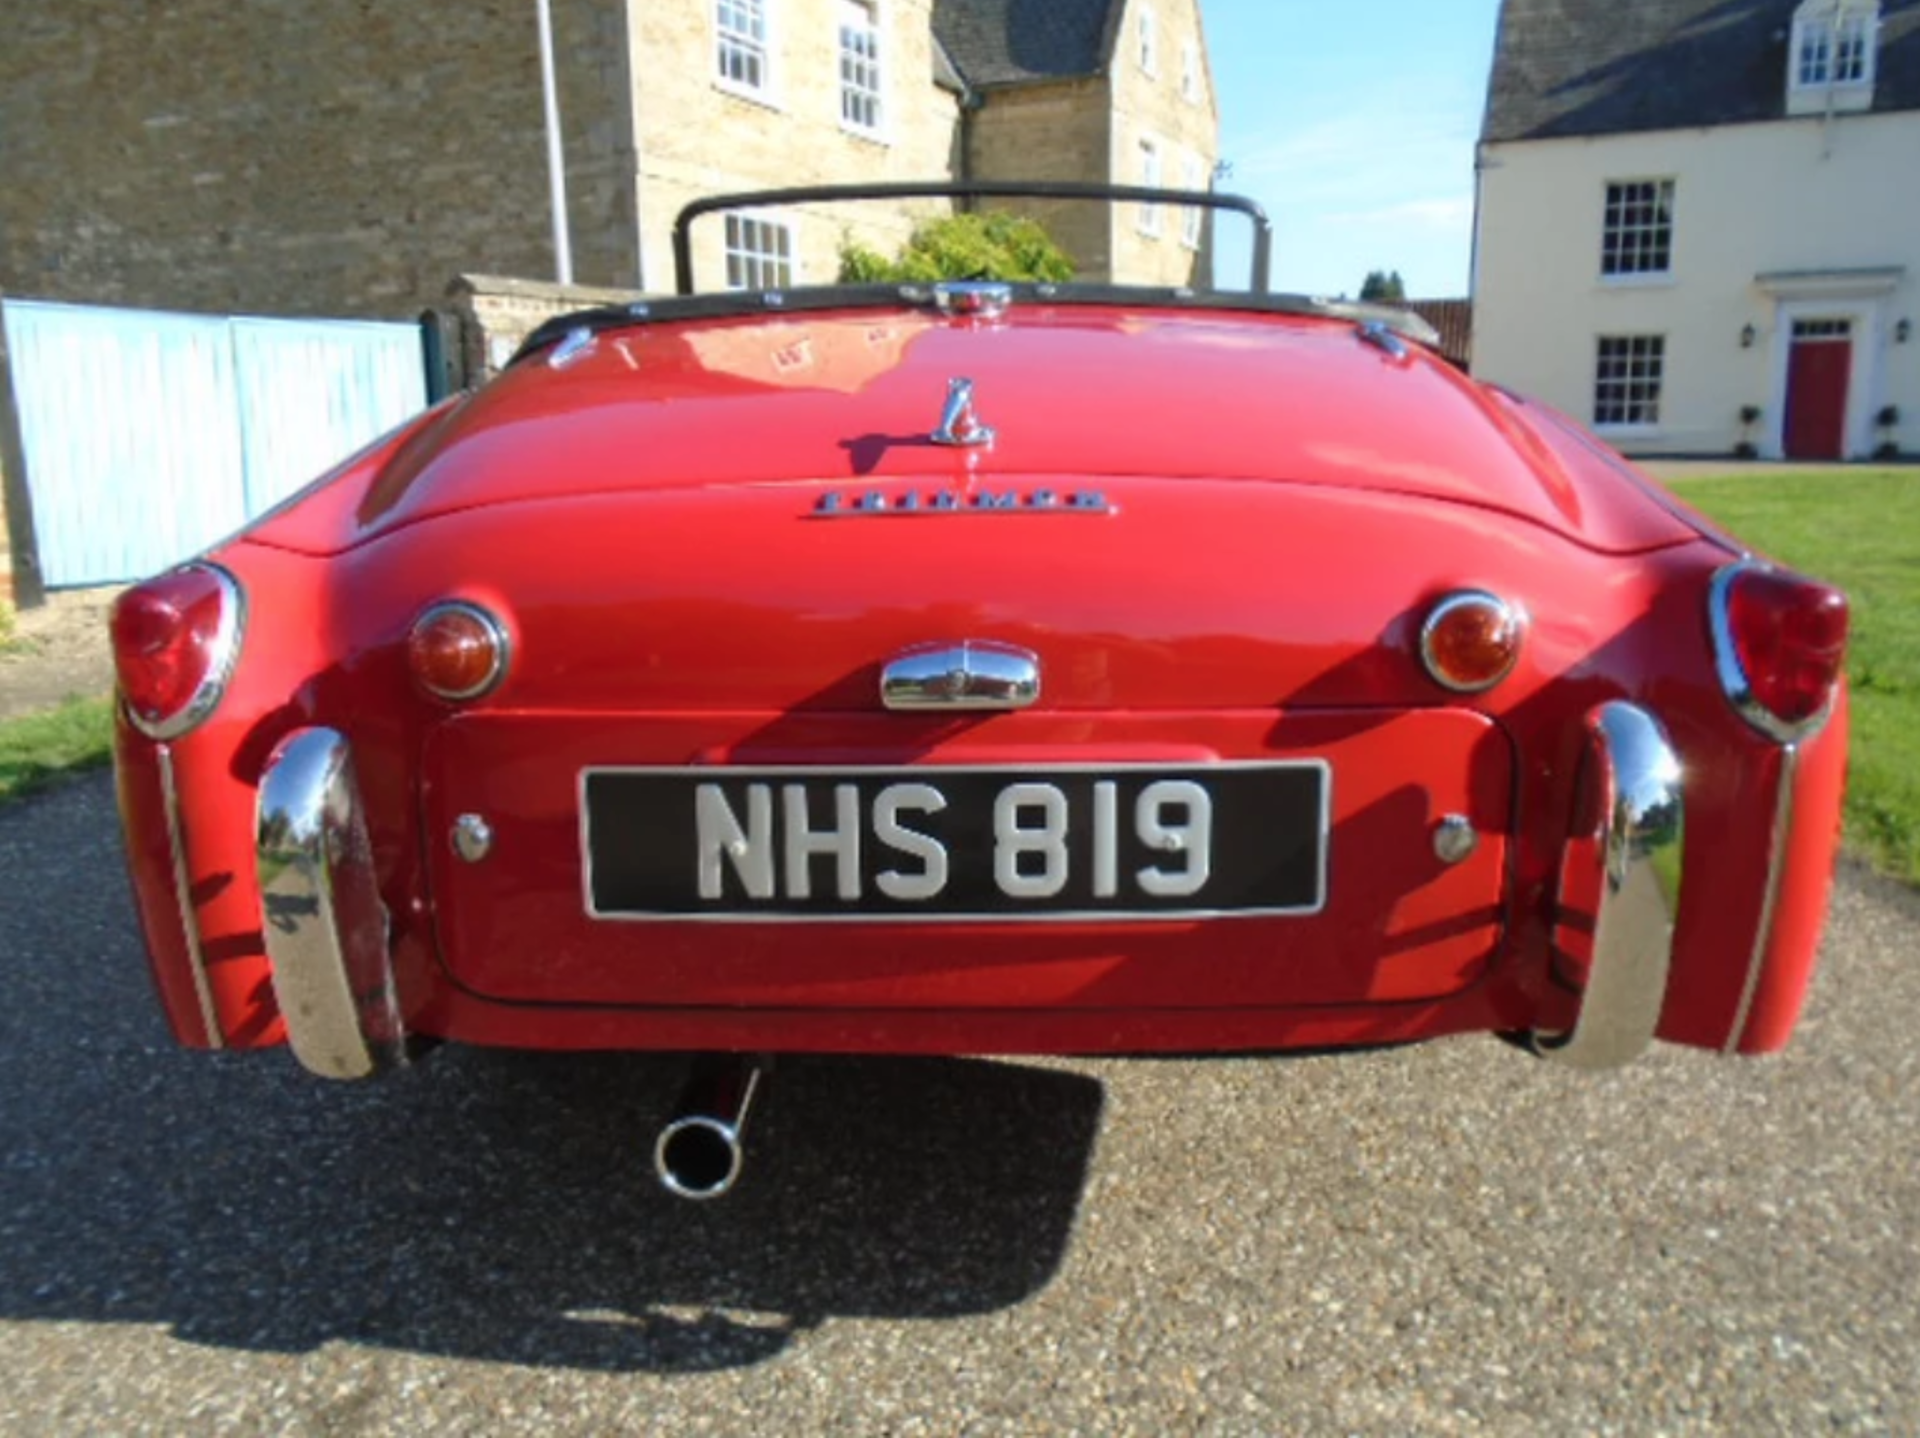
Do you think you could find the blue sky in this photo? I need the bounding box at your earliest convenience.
[1202,0,1502,299]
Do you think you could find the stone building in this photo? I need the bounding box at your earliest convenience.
[0,0,1220,322]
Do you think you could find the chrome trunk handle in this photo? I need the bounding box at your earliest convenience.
[881,642,1040,712]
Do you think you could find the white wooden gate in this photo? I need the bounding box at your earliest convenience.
[2,300,427,586]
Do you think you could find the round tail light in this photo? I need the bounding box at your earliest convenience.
[408,601,510,701]
[110,563,245,739]
[1420,590,1525,693]
[1710,561,1848,739]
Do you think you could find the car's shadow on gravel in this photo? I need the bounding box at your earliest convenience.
[0,780,1102,1373]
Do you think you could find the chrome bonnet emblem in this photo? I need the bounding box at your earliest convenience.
[931,376,995,448]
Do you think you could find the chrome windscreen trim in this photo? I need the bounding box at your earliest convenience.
[257,728,406,1081]
[1708,559,1835,743]
[126,562,247,742]
[1536,701,1684,1071]
[881,640,1040,711]
[158,743,224,1050]
[1724,745,1798,1054]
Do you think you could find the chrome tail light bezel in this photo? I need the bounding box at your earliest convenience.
[117,561,248,741]
[1418,588,1528,695]
[1707,558,1844,744]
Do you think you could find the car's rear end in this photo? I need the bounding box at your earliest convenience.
[110,289,1850,1131]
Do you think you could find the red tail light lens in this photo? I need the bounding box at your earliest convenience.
[110,563,245,739]
[409,601,510,701]
[1420,590,1526,693]
[1711,561,1848,739]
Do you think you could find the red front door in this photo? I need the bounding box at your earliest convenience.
[1784,327,1852,460]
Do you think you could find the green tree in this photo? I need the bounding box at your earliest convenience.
[1359,269,1407,303]
[838,211,1076,284]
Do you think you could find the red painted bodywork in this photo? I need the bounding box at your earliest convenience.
[113,300,1848,1062]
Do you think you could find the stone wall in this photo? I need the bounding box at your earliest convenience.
[441,274,645,388]
[631,0,962,292]
[1108,0,1222,288]
[966,80,1117,281]
[0,0,638,321]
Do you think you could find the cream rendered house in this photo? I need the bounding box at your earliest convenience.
[1473,0,1919,460]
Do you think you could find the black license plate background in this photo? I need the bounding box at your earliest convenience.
[583,764,1326,920]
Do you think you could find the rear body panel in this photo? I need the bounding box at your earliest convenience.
[110,296,1846,1066]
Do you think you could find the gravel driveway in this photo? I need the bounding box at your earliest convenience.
[0,773,1915,1433]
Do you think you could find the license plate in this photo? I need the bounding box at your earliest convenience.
[581,763,1328,921]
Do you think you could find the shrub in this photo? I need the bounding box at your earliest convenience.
[838,211,1076,285]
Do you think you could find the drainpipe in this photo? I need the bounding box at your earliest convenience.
[536,0,574,284]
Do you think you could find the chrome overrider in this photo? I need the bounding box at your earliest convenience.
[256,728,407,1080]
[1534,702,1686,1071]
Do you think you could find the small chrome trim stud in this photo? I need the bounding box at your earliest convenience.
[452,814,494,864]
[1433,815,1478,865]
[931,376,996,448]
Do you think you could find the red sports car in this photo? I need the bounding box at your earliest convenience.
[111,183,1849,1200]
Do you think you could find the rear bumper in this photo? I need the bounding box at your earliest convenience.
[1536,702,1684,1070]
[257,728,407,1080]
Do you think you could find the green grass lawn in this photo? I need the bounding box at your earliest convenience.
[1667,467,1920,885]
[0,695,116,803]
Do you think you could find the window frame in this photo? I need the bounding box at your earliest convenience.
[715,0,776,105]
[1180,151,1205,249]
[1180,39,1200,102]
[723,211,797,291]
[837,0,886,140]
[1592,334,1667,434]
[1793,9,1876,90]
[1600,178,1677,283]
[1138,7,1159,76]
[1137,135,1163,237]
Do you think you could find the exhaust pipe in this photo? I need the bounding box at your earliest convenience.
[652,1054,767,1200]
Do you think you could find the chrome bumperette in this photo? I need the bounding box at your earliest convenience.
[1723,745,1798,1054]
[257,728,406,1081]
[127,562,247,742]
[158,744,225,1049]
[930,376,996,448]
[1535,702,1685,1071]
[881,641,1041,712]
[1708,558,1835,743]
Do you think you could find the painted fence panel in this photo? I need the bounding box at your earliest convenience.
[2,300,425,586]
[230,316,427,516]
[3,302,248,587]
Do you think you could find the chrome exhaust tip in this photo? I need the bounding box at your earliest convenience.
[653,1055,766,1201]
